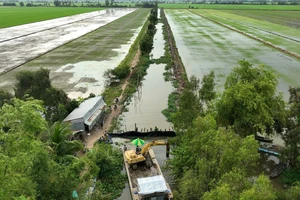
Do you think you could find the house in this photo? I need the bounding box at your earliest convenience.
[64,96,106,132]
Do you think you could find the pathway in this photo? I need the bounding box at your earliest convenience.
[86,49,141,149]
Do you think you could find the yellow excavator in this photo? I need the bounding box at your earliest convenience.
[125,140,169,165]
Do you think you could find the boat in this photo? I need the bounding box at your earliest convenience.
[255,135,273,143]
[270,162,287,178]
[258,147,280,156]
[123,140,173,200]
[108,130,176,138]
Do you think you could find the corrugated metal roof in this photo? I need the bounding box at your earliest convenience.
[64,96,105,122]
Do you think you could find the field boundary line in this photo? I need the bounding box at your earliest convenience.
[0,9,137,77]
[0,10,114,43]
[189,10,300,60]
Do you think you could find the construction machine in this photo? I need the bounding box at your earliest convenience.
[124,140,169,165]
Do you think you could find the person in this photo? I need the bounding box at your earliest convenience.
[115,97,119,103]
[123,144,127,151]
[114,104,117,111]
[136,146,141,154]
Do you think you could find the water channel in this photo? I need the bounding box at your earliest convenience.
[114,10,175,199]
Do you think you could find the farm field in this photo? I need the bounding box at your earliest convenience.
[165,9,300,100]
[0,7,105,28]
[225,10,300,28]
[0,8,149,98]
[0,8,136,75]
[192,9,300,55]
[158,3,300,10]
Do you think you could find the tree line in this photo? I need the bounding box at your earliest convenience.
[167,60,300,199]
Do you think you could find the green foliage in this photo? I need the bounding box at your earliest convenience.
[87,143,126,199]
[162,92,179,122]
[239,175,277,200]
[199,71,216,105]
[111,64,130,79]
[48,122,83,157]
[169,115,260,199]
[14,68,70,124]
[0,90,13,108]
[216,60,286,137]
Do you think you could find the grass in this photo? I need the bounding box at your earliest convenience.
[225,10,300,28]
[0,7,105,28]
[158,3,300,10]
[191,9,300,55]
[165,9,300,100]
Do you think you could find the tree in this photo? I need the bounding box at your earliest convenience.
[105,0,109,6]
[19,2,24,6]
[48,122,83,157]
[0,90,13,108]
[14,68,70,124]
[169,115,260,199]
[199,71,216,106]
[216,60,286,137]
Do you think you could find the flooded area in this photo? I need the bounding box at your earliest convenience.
[112,137,174,200]
[119,18,173,131]
[0,8,135,74]
[165,9,300,101]
[114,15,174,199]
[0,9,149,99]
[119,63,173,131]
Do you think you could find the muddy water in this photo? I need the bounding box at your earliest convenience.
[165,10,300,101]
[0,8,135,74]
[112,137,173,200]
[119,21,172,131]
[115,17,174,199]
[119,63,173,131]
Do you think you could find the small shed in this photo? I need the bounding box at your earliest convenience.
[64,96,106,132]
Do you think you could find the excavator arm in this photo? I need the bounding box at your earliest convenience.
[140,140,168,155]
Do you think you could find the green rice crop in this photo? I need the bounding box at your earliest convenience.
[0,7,105,28]
[159,3,300,10]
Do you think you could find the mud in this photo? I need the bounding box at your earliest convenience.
[165,9,300,101]
[0,8,136,75]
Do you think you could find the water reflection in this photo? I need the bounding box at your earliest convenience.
[119,64,173,131]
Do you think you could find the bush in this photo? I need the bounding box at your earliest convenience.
[111,64,130,79]
[3,2,17,6]
[19,2,24,6]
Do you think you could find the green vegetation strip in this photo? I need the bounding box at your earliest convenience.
[225,10,300,28]
[158,3,300,10]
[0,7,105,28]
[190,10,300,59]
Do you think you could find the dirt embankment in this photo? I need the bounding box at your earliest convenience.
[160,9,188,93]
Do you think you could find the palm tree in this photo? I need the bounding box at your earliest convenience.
[48,122,83,157]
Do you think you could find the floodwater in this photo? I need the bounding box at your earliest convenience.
[112,137,174,200]
[115,15,174,199]
[119,63,173,131]
[119,20,173,131]
[0,9,149,99]
[0,8,135,74]
[165,10,300,101]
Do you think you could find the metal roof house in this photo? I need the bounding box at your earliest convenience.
[64,96,106,132]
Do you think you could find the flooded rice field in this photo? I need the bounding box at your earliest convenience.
[0,8,135,75]
[0,9,149,98]
[165,9,300,101]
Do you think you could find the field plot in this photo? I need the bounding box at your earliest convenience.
[0,7,104,28]
[225,10,300,28]
[159,3,300,10]
[165,9,300,100]
[0,8,135,75]
[0,9,149,98]
[191,9,300,55]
